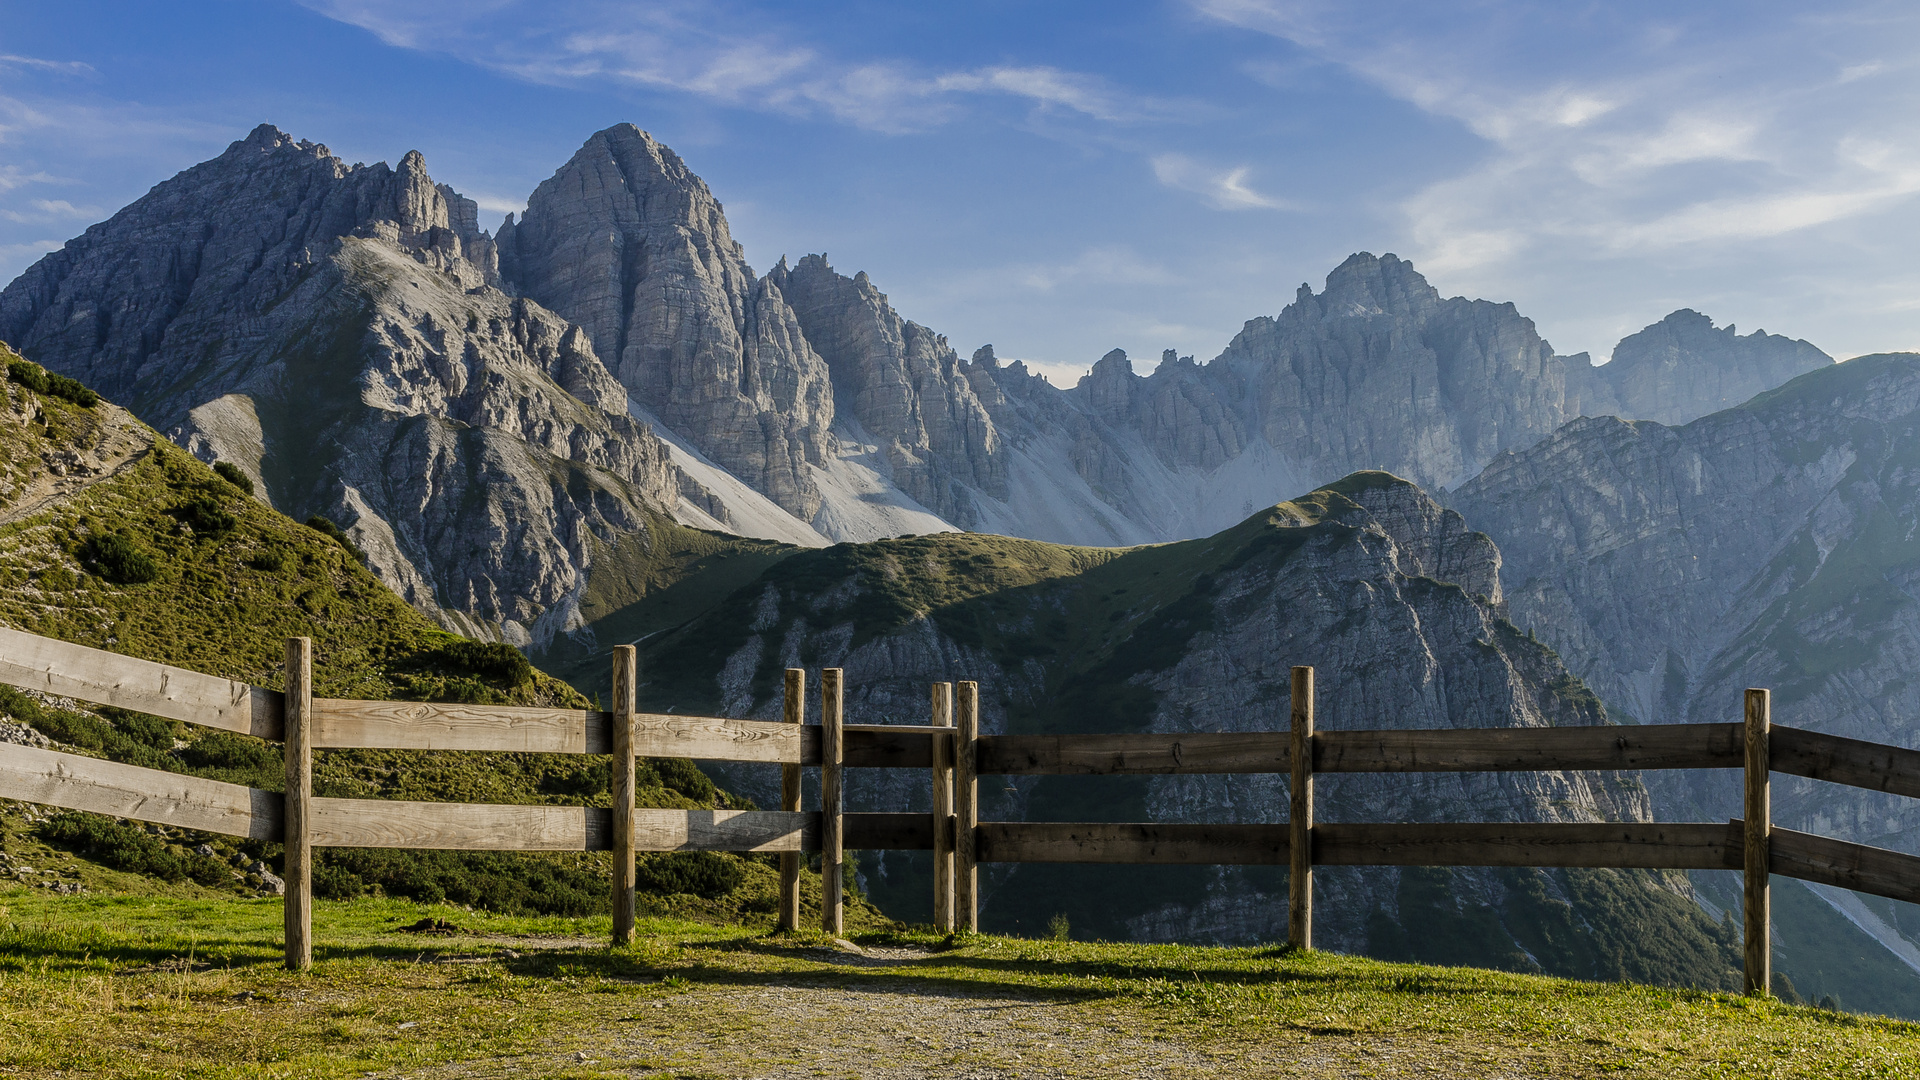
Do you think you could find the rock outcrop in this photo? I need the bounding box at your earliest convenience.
[1565,309,1830,426]
[1450,354,1920,851]
[498,125,835,521]
[638,472,1737,986]
[0,125,682,644]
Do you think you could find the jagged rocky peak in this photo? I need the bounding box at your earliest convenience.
[0,122,682,646]
[1594,308,1832,425]
[772,252,1006,524]
[500,123,834,521]
[0,124,502,410]
[1298,251,1444,321]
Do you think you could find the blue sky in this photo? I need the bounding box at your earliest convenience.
[4,2,1920,384]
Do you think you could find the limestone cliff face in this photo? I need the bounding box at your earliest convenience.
[1565,309,1830,426]
[772,254,1006,526]
[639,474,1733,982]
[1449,354,1920,849]
[0,125,680,644]
[499,125,835,521]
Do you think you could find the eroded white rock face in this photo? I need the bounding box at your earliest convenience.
[0,124,681,644]
[500,124,836,522]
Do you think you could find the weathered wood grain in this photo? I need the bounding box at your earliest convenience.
[283,638,313,971]
[1771,725,1920,799]
[977,822,1289,864]
[779,668,805,931]
[311,699,603,754]
[1290,665,1313,950]
[0,743,279,839]
[930,682,955,932]
[1769,825,1920,906]
[978,732,1289,775]
[1315,723,1743,773]
[956,681,980,931]
[821,668,845,935]
[0,626,282,738]
[1744,689,1770,996]
[1315,821,1742,869]
[307,801,814,852]
[610,646,637,946]
[633,712,800,763]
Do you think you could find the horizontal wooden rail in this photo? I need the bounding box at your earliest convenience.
[978,822,1289,863]
[846,811,936,850]
[1770,726,1920,800]
[1767,824,1920,906]
[979,733,1288,775]
[1315,821,1742,869]
[306,801,815,852]
[0,627,281,738]
[1317,724,1744,773]
[0,743,278,838]
[312,700,607,754]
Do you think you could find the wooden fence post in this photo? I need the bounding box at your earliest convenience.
[822,668,844,936]
[955,680,980,933]
[779,668,805,931]
[610,645,637,947]
[283,637,312,972]
[931,682,955,933]
[1289,665,1314,951]
[1745,687,1771,996]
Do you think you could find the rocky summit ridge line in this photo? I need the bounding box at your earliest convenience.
[0,120,1835,647]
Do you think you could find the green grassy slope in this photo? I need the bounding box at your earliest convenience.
[0,346,852,922]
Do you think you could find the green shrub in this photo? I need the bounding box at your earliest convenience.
[248,548,287,572]
[6,358,97,407]
[37,813,231,887]
[81,531,159,584]
[635,851,744,898]
[305,515,367,562]
[431,639,535,689]
[212,461,254,495]
[174,495,236,538]
[177,730,278,774]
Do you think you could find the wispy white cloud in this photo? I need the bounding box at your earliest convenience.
[301,1,1167,135]
[0,198,102,224]
[1195,0,1920,276]
[1151,153,1292,210]
[0,55,95,76]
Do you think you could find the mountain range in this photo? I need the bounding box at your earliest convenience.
[11,120,1920,1010]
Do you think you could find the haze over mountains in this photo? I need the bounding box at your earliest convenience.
[17,120,1920,1007]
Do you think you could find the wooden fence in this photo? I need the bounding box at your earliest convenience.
[3,631,1919,996]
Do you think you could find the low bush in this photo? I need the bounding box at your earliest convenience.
[37,813,233,888]
[211,461,253,495]
[174,495,237,538]
[81,531,159,584]
[6,357,97,408]
[304,515,368,562]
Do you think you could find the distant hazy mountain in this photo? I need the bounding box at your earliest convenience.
[0,121,1834,644]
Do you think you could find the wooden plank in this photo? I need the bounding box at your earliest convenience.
[843,725,936,769]
[1290,665,1313,950]
[633,809,813,853]
[977,822,1289,864]
[307,801,812,852]
[1770,826,1920,906]
[1744,689,1770,996]
[821,668,845,935]
[779,668,804,932]
[0,625,282,738]
[977,732,1289,775]
[610,646,637,946]
[283,638,313,971]
[633,712,799,763]
[847,812,935,851]
[930,682,955,932]
[311,699,603,754]
[956,681,980,931]
[0,743,278,839]
[1315,723,1743,773]
[309,797,609,850]
[1315,821,1742,869]
[1771,725,1920,800]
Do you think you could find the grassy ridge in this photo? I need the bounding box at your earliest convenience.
[0,348,841,919]
[0,886,1910,1079]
